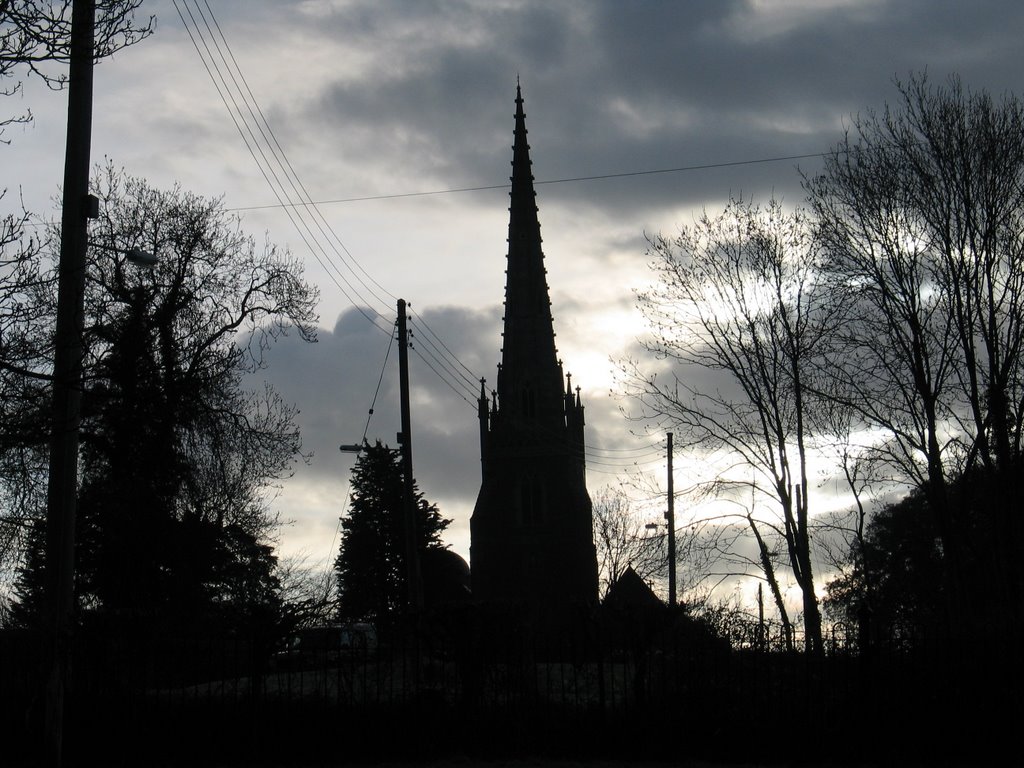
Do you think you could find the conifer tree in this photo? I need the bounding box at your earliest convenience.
[335,442,449,620]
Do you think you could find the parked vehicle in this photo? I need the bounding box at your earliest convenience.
[274,623,377,667]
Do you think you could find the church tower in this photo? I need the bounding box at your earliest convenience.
[470,84,599,605]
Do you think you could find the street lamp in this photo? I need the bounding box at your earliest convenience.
[643,431,678,607]
[644,519,678,607]
[88,239,158,268]
[125,247,158,267]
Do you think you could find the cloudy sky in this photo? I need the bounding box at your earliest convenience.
[4,0,1023,580]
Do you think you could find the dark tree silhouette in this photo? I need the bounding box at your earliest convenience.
[335,442,450,620]
[9,166,317,630]
[825,487,943,644]
[825,461,1023,645]
[807,73,1024,629]
[0,1,153,605]
[0,204,50,582]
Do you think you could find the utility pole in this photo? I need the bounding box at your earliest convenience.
[666,432,676,606]
[44,1,96,765]
[757,582,765,651]
[396,299,423,609]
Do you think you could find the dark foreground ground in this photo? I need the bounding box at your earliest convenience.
[4,613,1020,768]
[171,760,1010,768]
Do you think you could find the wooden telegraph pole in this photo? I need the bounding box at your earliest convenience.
[667,432,676,606]
[396,299,423,609]
[44,1,96,764]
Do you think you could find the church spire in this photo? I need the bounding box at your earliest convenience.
[469,83,598,607]
[499,84,562,423]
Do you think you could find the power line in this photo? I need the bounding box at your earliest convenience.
[225,153,827,212]
[199,1,398,312]
[410,344,476,408]
[183,3,793,430]
[587,441,667,456]
[323,330,396,573]
[408,318,479,396]
[362,328,396,442]
[175,0,493,395]
[196,0,393,319]
[174,0,395,334]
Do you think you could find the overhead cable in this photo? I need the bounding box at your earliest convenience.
[175,0,495,394]
[323,330,396,572]
[174,0,394,334]
[408,316,480,395]
[225,153,827,212]
[200,1,398,312]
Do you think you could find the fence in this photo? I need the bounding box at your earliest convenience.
[1,608,1019,765]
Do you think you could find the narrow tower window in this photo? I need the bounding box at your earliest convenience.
[521,383,536,418]
[520,475,545,526]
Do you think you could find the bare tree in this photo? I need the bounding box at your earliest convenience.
[805,73,1024,618]
[591,485,665,599]
[627,463,793,626]
[798,363,885,618]
[0,199,51,575]
[1,0,153,137]
[277,555,336,631]
[0,1,153,566]
[6,165,319,622]
[623,198,832,653]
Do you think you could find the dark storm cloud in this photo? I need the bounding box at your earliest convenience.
[292,0,579,190]
[252,293,673,522]
[254,303,503,512]
[523,0,1024,215]
[252,307,402,475]
[289,0,1024,222]
[225,0,1024,557]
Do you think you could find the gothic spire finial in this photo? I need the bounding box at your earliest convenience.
[493,83,565,428]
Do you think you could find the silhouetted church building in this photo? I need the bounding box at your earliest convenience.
[470,85,599,605]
